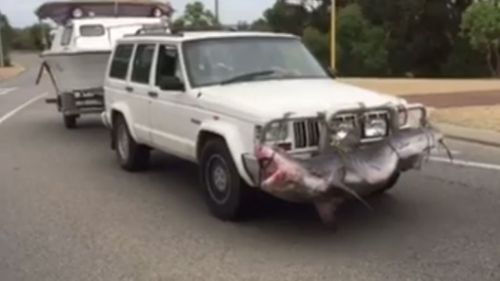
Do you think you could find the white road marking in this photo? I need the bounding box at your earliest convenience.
[0,93,47,125]
[0,87,18,96]
[431,149,461,157]
[429,156,500,172]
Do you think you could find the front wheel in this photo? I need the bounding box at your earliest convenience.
[113,115,150,171]
[200,139,253,221]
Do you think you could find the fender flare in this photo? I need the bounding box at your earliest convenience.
[109,102,139,141]
[197,120,254,186]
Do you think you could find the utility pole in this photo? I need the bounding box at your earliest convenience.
[0,20,4,67]
[330,0,336,70]
[215,0,220,24]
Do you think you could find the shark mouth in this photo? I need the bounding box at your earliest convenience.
[253,110,449,226]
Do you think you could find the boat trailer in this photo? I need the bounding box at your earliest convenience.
[36,61,105,129]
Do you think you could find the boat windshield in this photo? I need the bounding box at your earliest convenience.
[182,37,329,88]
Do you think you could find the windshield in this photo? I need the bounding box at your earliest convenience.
[182,37,329,87]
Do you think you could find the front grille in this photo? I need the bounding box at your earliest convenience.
[291,110,392,149]
[293,119,320,149]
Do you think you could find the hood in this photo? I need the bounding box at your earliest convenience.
[198,79,405,123]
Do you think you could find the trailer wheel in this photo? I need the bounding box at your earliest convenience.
[63,115,77,129]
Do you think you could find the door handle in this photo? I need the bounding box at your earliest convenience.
[125,86,134,93]
[148,91,158,98]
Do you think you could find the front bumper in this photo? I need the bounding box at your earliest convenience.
[243,127,441,202]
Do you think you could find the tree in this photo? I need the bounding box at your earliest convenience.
[252,0,480,77]
[250,18,271,31]
[461,0,500,77]
[261,0,309,35]
[441,37,489,78]
[236,21,250,31]
[0,11,13,66]
[337,4,388,76]
[357,0,473,76]
[11,24,50,51]
[173,1,218,31]
[302,26,329,66]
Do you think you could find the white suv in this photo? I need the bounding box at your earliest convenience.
[102,31,436,223]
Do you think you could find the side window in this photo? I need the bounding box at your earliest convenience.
[80,25,105,37]
[131,44,156,84]
[155,45,183,87]
[109,44,134,79]
[61,26,73,46]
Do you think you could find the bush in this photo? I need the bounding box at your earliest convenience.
[441,38,489,78]
[0,12,13,66]
[461,1,500,77]
[302,26,330,67]
[337,3,389,76]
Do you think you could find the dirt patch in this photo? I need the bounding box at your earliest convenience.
[431,105,500,133]
[340,78,500,96]
[0,64,25,81]
[404,90,500,108]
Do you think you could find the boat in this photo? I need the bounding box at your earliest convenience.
[35,0,173,128]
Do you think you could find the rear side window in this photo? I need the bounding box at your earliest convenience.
[61,26,73,46]
[131,44,156,84]
[109,44,134,79]
[80,25,105,37]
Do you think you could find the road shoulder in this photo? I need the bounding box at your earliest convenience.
[0,64,26,81]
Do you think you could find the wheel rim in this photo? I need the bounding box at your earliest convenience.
[205,154,232,205]
[117,123,130,161]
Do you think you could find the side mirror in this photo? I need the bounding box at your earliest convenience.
[158,76,185,91]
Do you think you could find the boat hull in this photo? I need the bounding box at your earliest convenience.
[42,51,111,94]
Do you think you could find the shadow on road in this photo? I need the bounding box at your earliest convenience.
[36,114,414,237]
[148,150,410,235]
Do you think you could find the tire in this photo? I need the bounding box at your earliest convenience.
[113,115,150,171]
[372,172,400,196]
[200,138,253,221]
[63,115,77,129]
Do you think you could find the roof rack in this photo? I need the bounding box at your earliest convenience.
[169,25,238,34]
[135,23,171,35]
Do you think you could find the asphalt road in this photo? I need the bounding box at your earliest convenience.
[1,54,500,281]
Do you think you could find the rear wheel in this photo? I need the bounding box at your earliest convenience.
[63,114,77,129]
[113,115,150,171]
[200,138,253,221]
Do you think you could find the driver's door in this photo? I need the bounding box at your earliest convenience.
[150,44,197,160]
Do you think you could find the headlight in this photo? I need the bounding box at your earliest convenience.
[255,123,289,142]
[266,122,289,141]
[330,119,355,141]
[399,107,426,128]
[398,108,408,127]
[329,114,361,146]
[363,118,388,138]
